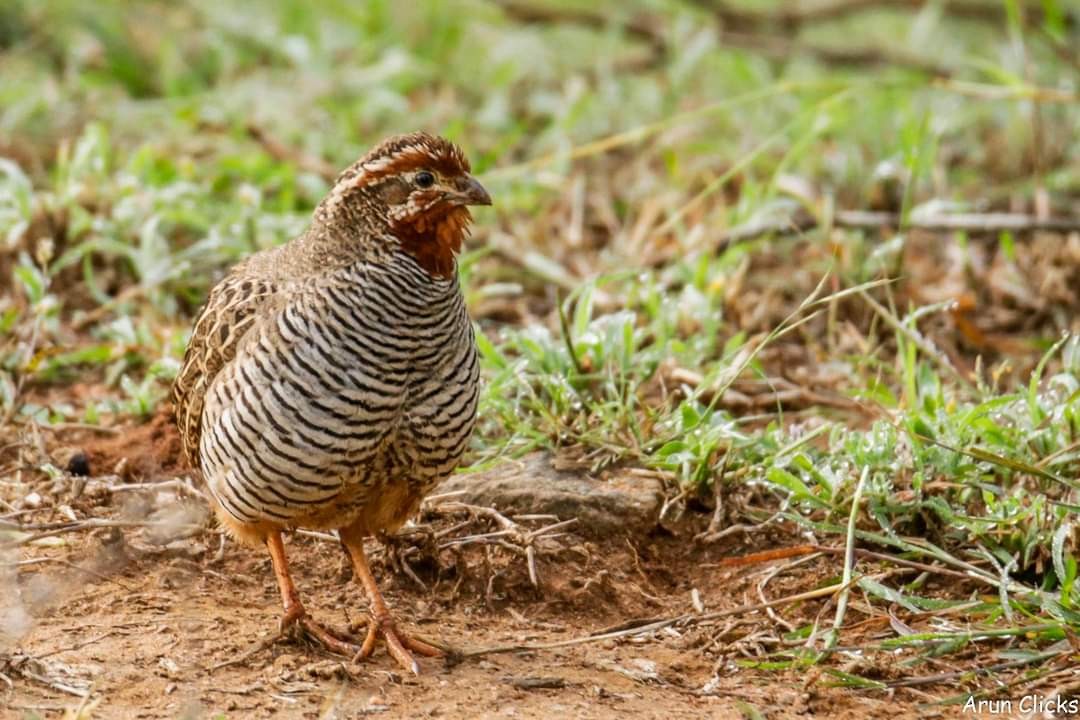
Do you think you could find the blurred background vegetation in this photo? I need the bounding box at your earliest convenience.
[2,0,1080,692]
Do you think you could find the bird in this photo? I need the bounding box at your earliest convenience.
[171,132,490,674]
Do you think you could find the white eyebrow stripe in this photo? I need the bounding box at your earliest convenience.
[352,148,442,185]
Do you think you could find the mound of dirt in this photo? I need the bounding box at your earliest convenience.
[72,406,184,480]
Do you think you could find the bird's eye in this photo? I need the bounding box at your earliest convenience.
[414,171,435,189]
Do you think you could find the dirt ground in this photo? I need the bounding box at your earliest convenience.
[3,419,983,719]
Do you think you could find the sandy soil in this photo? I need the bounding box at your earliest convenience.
[2,419,973,719]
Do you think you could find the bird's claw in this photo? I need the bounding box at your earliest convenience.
[280,606,360,657]
[352,612,442,675]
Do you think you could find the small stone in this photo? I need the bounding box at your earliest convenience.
[67,451,91,477]
[158,657,180,677]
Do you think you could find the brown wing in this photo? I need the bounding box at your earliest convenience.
[172,268,282,468]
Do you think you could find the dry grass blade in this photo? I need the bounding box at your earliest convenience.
[827,466,869,648]
[485,82,805,179]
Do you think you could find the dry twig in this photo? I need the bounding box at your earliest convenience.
[712,209,1080,254]
[431,502,578,587]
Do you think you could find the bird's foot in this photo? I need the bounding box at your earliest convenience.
[352,612,443,675]
[280,604,359,658]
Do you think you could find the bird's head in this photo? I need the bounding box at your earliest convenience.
[320,132,491,279]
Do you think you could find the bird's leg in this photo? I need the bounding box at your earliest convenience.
[339,527,442,675]
[266,530,358,657]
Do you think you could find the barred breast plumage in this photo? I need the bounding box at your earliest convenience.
[198,251,478,534]
[171,132,491,673]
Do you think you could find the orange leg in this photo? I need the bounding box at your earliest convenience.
[339,527,442,675]
[266,531,357,657]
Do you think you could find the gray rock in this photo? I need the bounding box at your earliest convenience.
[439,453,664,534]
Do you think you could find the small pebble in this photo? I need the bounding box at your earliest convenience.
[67,451,91,477]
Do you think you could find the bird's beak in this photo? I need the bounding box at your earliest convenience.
[455,175,492,206]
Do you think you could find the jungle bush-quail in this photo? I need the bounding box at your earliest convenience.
[172,132,490,673]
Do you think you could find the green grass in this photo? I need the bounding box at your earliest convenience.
[2,0,1079,693]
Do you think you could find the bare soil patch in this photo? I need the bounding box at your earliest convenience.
[3,419,971,719]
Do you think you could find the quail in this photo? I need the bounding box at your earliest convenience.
[172,132,490,673]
